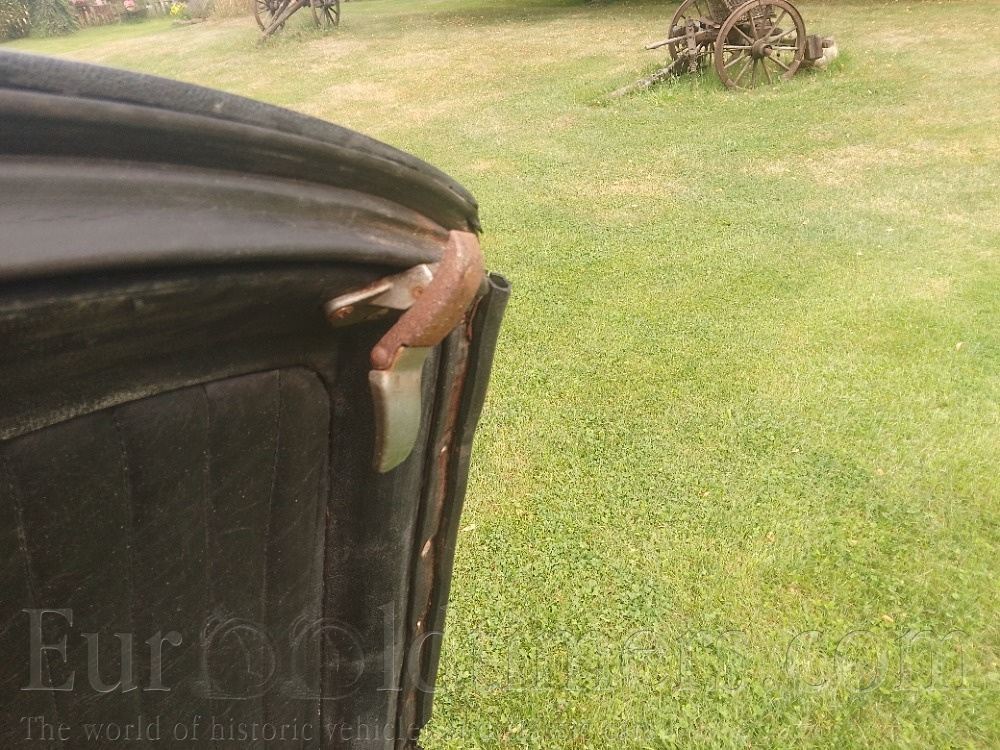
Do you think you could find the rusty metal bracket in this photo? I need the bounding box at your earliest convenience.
[325,230,485,473]
[369,230,484,472]
[369,231,484,372]
[324,263,437,327]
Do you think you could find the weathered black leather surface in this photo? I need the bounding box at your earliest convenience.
[0,53,510,749]
[0,50,479,237]
[1,370,329,747]
[0,49,478,280]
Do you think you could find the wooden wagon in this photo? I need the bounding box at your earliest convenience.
[254,0,339,39]
[646,0,830,90]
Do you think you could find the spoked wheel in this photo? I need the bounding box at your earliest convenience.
[253,0,287,31]
[667,0,719,73]
[311,0,339,28]
[714,0,805,90]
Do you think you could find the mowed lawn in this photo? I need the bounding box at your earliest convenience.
[9,1,999,747]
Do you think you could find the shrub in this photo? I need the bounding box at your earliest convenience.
[0,0,30,39]
[28,0,77,37]
[187,0,210,16]
[211,0,249,19]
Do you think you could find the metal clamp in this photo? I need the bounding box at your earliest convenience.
[325,230,485,472]
[324,263,437,328]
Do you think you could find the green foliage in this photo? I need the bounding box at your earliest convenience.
[27,0,77,37]
[0,0,30,40]
[1,0,78,39]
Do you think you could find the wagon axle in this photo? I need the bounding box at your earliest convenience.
[750,39,775,59]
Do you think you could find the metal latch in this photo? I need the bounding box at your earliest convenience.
[324,230,485,473]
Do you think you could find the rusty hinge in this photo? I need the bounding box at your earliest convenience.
[324,230,485,472]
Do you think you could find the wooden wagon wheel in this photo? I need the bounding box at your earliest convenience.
[714,0,805,90]
[310,0,339,27]
[253,0,287,31]
[667,0,718,73]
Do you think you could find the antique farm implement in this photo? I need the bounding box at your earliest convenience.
[642,0,833,91]
[254,0,339,39]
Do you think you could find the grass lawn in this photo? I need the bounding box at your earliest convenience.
[7,1,999,747]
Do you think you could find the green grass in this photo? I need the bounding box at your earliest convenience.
[8,2,999,747]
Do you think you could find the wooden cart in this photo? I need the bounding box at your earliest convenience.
[254,0,339,39]
[646,0,828,90]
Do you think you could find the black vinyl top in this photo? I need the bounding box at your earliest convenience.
[0,50,480,279]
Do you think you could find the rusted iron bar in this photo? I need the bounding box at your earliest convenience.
[646,30,719,51]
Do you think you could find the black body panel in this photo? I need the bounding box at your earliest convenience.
[0,52,509,749]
